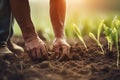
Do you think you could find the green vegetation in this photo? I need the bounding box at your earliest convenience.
[103,16,120,68]
[114,28,119,68]
[13,1,120,68]
[73,24,88,50]
[89,20,105,54]
[103,24,113,51]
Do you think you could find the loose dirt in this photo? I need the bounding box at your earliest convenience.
[0,36,120,80]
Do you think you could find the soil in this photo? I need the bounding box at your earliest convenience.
[0,35,120,80]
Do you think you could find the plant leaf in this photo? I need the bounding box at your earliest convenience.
[103,24,112,36]
[115,19,120,27]
[73,24,88,50]
[89,32,104,54]
[89,32,98,43]
[97,19,104,41]
[113,27,119,67]
[111,16,117,29]
[115,19,120,35]
[106,36,112,44]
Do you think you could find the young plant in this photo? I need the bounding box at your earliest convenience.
[73,24,88,50]
[97,19,105,41]
[89,19,104,54]
[103,16,119,51]
[89,33,104,54]
[113,28,119,68]
[103,24,113,51]
[115,19,120,35]
[111,16,118,29]
[103,17,120,68]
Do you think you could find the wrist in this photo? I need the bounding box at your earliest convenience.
[20,23,38,42]
[55,33,65,39]
[23,33,38,43]
[55,36,65,40]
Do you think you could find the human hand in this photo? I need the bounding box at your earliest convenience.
[25,36,49,60]
[52,38,70,61]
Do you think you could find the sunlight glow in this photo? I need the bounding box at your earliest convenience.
[67,0,86,7]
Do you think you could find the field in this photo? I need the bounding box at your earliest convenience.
[0,35,120,80]
[1,0,120,80]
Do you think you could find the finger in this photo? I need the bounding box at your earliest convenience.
[67,46,70,57]
[62,46,70,58]
[28,51,35,60]
[49,52,56,60]
[58,46,70,61]
[27,50,31,57]
[40,45,48,59]
[58,54,68,62]
[58,49,70,61]
[36,48,42,59]
[44,45,49,59]
[26,47,34,59]
[27,49,34,59]
[31,49,37,60]
[41,45,49,59]
[53,47,61,59]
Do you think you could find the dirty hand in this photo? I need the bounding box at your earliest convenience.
[25,36,49,60]
[52,38,70,60]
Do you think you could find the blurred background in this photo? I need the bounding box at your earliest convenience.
[14,0,120,41]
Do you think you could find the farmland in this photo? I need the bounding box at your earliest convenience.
[1,0,120,80]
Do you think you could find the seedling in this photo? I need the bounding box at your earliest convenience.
[103,16,120,68]
[97,19,105,41]
[115,19,120,35]
[73,24,88,51]
[111,16,118,29]
[89,19,104,54]
[115,19,120,68]
[113,28,119,68]
[103,24,113,51]
[103,16,119,51]
[89,33,104,54]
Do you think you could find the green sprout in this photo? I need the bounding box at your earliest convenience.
[103,16,119,51]
[115,19,120,35]
[113,18,120,68]
[103,24,113,51]
[115,19,120,68]
[73,24,88,51]
[89,33,104,54]
[103,16,120,68]
[97,19,105,41]
[89,19,104,54]
[113,28,119,68]
[111,16,118,29]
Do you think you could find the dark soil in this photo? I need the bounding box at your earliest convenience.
[0,35,120,80]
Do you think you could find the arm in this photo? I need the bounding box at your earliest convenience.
[10,0,48,60]
[10,0,37,41]
[50,0,70,60]
[50,0,66,38]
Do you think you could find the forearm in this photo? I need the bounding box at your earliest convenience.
[10,0,37,42]
[50,0,66,38]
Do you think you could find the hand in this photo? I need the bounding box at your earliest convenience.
[52,38,70,61]
[25,36,49,60]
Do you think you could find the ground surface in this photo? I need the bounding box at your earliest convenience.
[0,35,120,80]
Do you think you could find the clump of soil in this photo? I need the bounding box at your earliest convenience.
[0,36,120,80]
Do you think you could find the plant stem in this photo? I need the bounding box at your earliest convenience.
[98,43,104,54]
[116,44,119,68]
[108,42,110,50]
[116,33,119,68]
[110,43,113,51]
[83,42,88,51]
